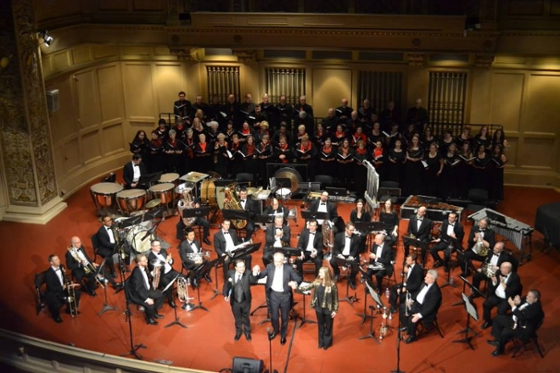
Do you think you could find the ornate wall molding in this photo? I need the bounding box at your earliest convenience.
[407,53,426,66]
[474,54,495,68]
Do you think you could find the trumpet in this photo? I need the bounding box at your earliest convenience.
[405,292,413,317]
[60,266,79,317]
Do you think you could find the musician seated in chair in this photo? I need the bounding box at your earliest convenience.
[388,254,423,314]
[459,218,496,277]
[238,188,259,238]
[175,197,211,245]
[482,261,522,330]
[96,215,119,278]
[214,219,252,281]
[405,206,432,263]
[127,254,165,325]
[329,222,361,290]
[399,269,442,344]
[364,233,394,292]
[308,191,339,234]
[179,228,212,284]
[263,198,290,228]
[148,240,183,309]
[471,242,512,298]
[65,236,99,296]
[487,289,544,357]
[123,154,148,189]
[295,219,324,277]
[44,254,82,323]
[263,216,291,266]
[429,211,464,272]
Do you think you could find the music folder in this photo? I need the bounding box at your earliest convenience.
[301,210,330,221]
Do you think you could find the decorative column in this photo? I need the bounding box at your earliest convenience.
[0,0,66,224]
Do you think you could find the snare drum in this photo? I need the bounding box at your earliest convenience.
[159,172,179,186]
[126,225,151,254]
[149,183,175,205]
[116,189,147,216]
[275,188,292,200]
[90,182,123,215]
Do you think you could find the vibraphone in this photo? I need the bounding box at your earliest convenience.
[469,208,534,265]
[400,195,463,222]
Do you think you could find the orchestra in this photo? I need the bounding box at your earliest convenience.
[39,92,543,367]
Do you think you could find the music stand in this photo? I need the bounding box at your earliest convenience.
[120,214,144,229]
[183,206,211,241]
[96,258,118,315]
[210,255,226,301]
[452,292,479,350]
[358,277,382,345]
[255,214,276,225]
[296,282,317,328]
[188,261,216,312]
[301,210,330,223]
[355,265,375,325]
[325,187,347,197]
[402,236,428,266]
[451,251,477,307]
[164,274,187,328]
[440,236,460,289]
[334,256,360,305]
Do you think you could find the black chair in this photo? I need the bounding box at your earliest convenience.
[511,317,545,358]
[466,189,489,215]
[236,173,254,187]
[34,271,48,315]
[417,299,444,339]
[314,175,334,188]
[91,233,100,262]
[381,248,398,290]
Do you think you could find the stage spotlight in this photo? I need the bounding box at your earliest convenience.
[39,30,54,47]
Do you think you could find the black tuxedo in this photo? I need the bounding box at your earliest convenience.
[308,200,338,224]
[178,239,204,270]
[263,205,289,219]
[263,224,291,266]
[389,263,423,310]
[239,198,259,237]
[405,215,433,262]
[483,271,522,323]
[472,250,513,292]
[126,265,164,321]
[223,270,257,334]
[123,162,147,189]
[44,266,81,321]
[461,226,497,273]
[429,220,464,268]
[366,242,393,290]
[329,232,361,282]
[256,264,302,338]
[213,229,252,279]
[295,229,324,276]
[96,225,117,275]
[148,249,182,302]
[400,282,442,336]
[491,298,544,353]
[65,247,97,293]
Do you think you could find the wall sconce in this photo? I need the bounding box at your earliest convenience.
[38,30,54,47]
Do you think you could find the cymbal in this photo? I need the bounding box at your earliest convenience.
[145,199,161,209]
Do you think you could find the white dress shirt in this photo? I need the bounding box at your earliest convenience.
[52,266,64,286]
[106,226,115,244]
[342,236,351,256]
[132,162,141,182]
[494,274,509,299]
[317,202,328,225]
[271,266,284,293]
[154,252,172,274]
[446,223,455,236]
[223,230,235,252]
[375,244,383,261]
[306,232,316,251]
[416,283,432,305]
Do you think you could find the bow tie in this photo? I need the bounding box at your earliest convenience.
[346,236,352,239]
[449,224,454,227]
[417,219,423,222]
[55,268,61,272]
[188,241,194,245]
[240,200,246,203]
[223,231,229,235]
[493,253,499,257]
[320,202,326,205]
[480,229,485,232]
[134,165,139,167]
[309,232,315,235]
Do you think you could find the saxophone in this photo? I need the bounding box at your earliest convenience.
[177,184,196,227]
[223,186,248,229]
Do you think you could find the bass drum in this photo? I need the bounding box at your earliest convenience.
[126,225,151,254]
[200,179,227,209]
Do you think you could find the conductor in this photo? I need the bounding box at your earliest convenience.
[224,260,256,341]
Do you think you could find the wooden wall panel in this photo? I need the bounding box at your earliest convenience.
[505,135,519,167]
[122,63,155,122]
[522,74,560,133]
[97,65,124,123]
[47,78,76,141]
[60,138,80,174]
[311,68,352,120]
[469,70,491,123]
[153,64,184,116]
[33,0,82,24]
[490,73,524,132]
[82,130,101,163]
[133,0,164,11]
[103,124,125,155]
[97,0,128,11]
[521,137,555,169]
[74,70,101,129]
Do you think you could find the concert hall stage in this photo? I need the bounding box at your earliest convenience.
[0,183,559,373]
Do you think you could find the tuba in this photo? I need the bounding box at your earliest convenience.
[176,183,196,227]
[223,186,247,229]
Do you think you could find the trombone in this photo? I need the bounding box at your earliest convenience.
[61,266,79,317]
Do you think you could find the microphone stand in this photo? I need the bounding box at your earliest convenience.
[121,285,146,360]
[97,258,118,315]
[165,275,187,329]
